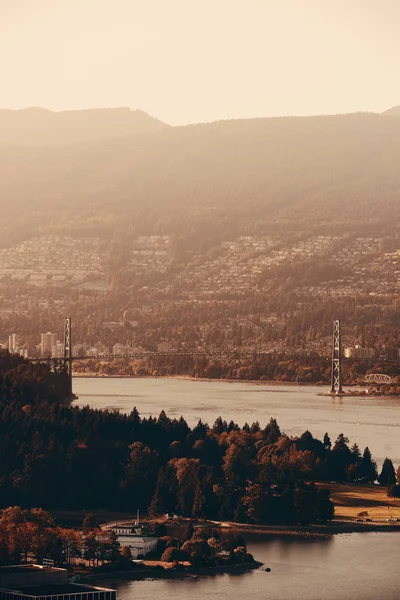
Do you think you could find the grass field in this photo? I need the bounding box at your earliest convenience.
[320,482,400,523]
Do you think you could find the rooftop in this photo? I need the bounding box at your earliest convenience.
[5,584,111,597]
[0,567,42,575]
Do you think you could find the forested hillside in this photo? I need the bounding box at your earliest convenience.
[1,112,400,247]
[1,110,400,362]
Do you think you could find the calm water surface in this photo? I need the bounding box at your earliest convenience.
[74,378,400,465]
[96,533,400,600]
[76,378,400,598]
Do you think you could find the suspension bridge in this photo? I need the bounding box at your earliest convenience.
[30,318,397,398]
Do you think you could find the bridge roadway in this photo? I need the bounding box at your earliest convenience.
[30,351,400,365]
[34,350,277,362]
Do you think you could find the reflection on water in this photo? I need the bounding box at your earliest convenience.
[96,533,400,600]
[73,378,400,465]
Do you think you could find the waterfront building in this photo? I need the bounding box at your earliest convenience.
[110,524,158,558]
[0,565,116,600]
[112,534,158,558]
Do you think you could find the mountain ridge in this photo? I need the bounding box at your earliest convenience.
[381,105,400,116]
[0,111,399,247]
[0,107,168,147]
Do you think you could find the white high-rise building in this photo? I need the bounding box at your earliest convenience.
[8,334,17,354]
[40,332,58,356]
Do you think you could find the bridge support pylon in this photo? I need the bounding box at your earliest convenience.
[64,317,73,399]
[331,319,343,395]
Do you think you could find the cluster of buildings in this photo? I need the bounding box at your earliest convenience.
[344,345,376,359]
[7,334,28,358]
[0,232,400,358]
[169,235,337,297]
[128,236,170,276]
[1,332,64,359]
[40,332,65,358]
[344,345,400,361]
[0,236,105,289]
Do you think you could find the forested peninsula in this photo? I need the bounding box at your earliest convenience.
[2,350,398,524]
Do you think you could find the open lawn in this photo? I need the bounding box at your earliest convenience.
[320,482,400,524]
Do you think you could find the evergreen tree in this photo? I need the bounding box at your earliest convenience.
[388,484,400,498]
[316,488,335,522]
[182,521,195,542]
[331,434,352,480]
[350,443,361,460]
[212,417,227,434]
[378,458,396,487]
[323,433,332,451]
[359,447,378,483]
[82,513,98,531]
[262,418,281,444]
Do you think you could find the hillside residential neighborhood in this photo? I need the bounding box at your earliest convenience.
[0,233,399,361]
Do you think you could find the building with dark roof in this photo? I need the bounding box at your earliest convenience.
[0,566,115,600]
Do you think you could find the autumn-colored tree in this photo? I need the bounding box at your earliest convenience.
[82,514,99,532]
[83,532,100,566]
[120,546,132,560]
[59,529,83,564]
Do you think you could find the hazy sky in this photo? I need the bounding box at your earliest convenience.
[1,0,399,125]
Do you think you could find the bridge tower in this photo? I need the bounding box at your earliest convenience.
[64,317,73,398]
[331,319,343,394]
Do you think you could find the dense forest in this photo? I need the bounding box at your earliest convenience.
[1,352,398,527]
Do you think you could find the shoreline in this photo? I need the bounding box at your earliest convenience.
[222,519,400,537]
[72,373,318,386]
[85,561,263,583]
[71,374,397,397]
[54,482,400,535]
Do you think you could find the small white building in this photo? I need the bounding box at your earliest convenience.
[115,535,158,558]
[110,524,158,558]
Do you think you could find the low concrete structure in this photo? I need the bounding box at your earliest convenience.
[0,566,115,600]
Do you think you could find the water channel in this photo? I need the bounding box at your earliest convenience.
[74,378,400,599]
[74,378,400,466]
[96,533,399,600]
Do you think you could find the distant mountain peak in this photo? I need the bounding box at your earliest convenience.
[382,105,400,116]
[0,107,168,147]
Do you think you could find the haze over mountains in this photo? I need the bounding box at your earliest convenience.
[2,105,400,357]
[0,107,167,147]
[1,106,400,248]
[382,105,400,117]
